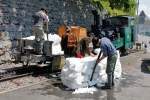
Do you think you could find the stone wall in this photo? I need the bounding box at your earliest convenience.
[0,0,94,40]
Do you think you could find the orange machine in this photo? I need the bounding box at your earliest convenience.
[70,26,87,42]
[57,25,88,56]
[57,25,67,38]
[57,25,87,42]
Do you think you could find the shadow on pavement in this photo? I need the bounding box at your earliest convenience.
[141,59,150,74]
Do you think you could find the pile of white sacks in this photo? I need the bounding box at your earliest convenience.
[44,34,64,55]
[61,50,122,89]
[22,33,64,55]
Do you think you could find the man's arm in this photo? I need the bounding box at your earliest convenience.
[45,21,48,33]
[96,51,106,63]
[43,14,49,33]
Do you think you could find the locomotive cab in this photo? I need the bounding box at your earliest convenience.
[101,16,135,54]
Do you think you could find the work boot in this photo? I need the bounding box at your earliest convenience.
[101,83,112,89]
[101,74,113,90]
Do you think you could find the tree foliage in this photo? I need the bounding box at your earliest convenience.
[90,0,136,16]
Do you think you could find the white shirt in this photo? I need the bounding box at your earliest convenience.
[34,11,49,27]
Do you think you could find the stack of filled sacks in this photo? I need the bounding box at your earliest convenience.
[44,34,64,55]
[22,33,64,55]
[61,50,121,89]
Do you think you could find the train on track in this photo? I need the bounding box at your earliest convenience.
[100,16,135,54]
[91,10,135,54]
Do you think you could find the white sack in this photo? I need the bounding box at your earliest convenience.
[52,44,64,55]
[44,34,61,45]
[72,87,97,94]
[22,36,35,40]
[22,34,63,55]
[61,51,122,89]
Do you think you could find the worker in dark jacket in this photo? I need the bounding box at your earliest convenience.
[97,37,117,89]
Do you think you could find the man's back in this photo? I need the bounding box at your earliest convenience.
[100,37,117,57]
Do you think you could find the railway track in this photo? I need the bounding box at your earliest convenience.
[0,73,33,82]
[0,65,51,82]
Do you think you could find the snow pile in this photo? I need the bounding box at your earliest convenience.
[61,51,122,89]
[22,34,64,55]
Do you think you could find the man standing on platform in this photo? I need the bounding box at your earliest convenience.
[32,8,49,54]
